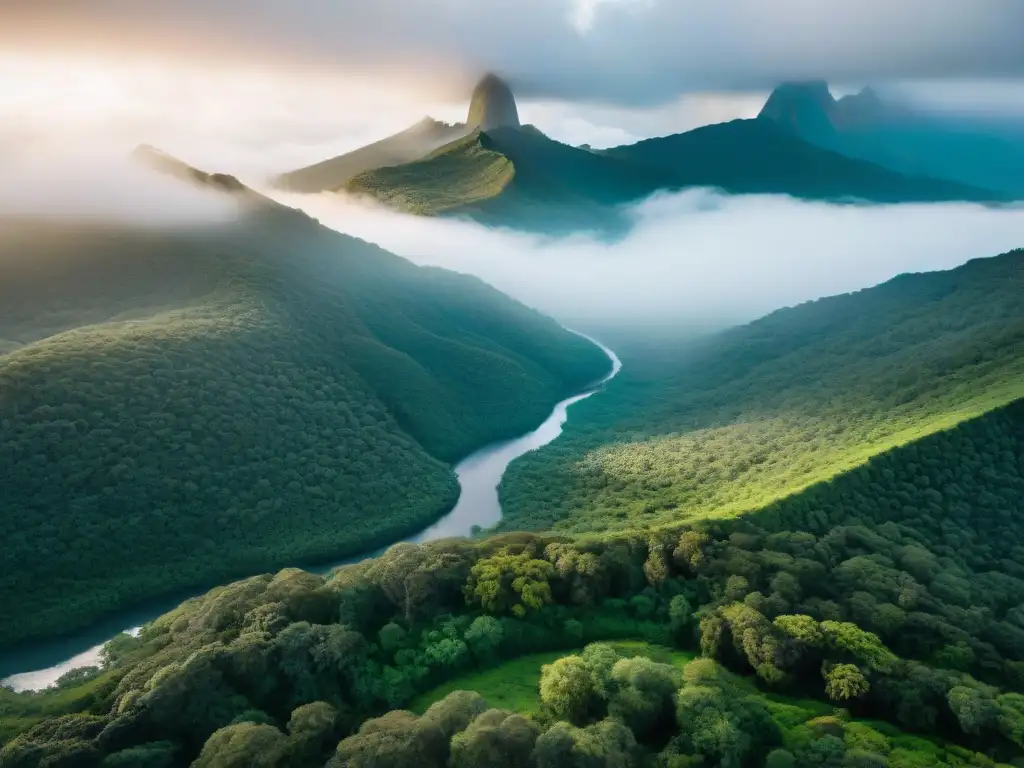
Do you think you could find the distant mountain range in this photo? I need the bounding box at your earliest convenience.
[757,80,1024,197]
[275,75,1016,235]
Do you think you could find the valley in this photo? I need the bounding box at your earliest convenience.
[6,10,1024,766]
[0,336,621,689]
[0,165,611,652]
[501,249,1024,535]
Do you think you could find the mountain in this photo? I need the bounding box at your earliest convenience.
[758,81,1024,197]
[273,72,528,196]
[274,118,469,193]
[0,150,611,650]
[758,79,840,142]
[467,73,521,131]
[602,118,1001,203]
[346,124,678,234]
[501,247,1024,534]
[278,75,1004,236]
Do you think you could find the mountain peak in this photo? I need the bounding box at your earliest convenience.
[759,81,836,119]
[834,86,890,126]
[758,80,838,144]
[132,144,247,195]
[467,73,521,131]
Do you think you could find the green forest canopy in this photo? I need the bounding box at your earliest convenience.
[4,396,1024,765]
[500,248,1024,536]
[0,189,610,650]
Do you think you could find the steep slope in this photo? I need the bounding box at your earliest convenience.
[348,114,999,237]
[758,81,1024,197]
[467,73,521,131]
[604,118,1001,203]
[347,126,677,234]
[274,118,469,193]
[500,248,1024,534]
[0,155,611,649]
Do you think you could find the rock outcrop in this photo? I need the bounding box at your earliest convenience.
[467,74,521,131]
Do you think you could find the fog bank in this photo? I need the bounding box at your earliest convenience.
[270,188,1024,333]
[0,145,241,225]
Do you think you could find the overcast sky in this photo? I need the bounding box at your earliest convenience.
[3,0,1023,101]
[2,1,1023,178]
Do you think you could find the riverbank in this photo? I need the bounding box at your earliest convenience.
[1,334,620,690]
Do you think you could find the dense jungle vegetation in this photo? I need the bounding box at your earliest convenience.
[0,184,610,650]
[500,248,1024,535]
[4,396,1024,765]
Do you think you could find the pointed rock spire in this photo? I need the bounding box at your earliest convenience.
[467,74,521,131]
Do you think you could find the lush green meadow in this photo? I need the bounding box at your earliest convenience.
[412,641,1007,768]
[412,642,696,715]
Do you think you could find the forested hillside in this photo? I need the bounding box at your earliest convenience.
[344,120,1002,238]
[346,126,676,235]
[4,398,1024,766]
[501,248,1024,534]
[0,169,610,650]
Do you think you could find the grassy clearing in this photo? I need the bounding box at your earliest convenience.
[410,641,696,714]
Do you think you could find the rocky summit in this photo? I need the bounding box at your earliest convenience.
[467,73,521,131]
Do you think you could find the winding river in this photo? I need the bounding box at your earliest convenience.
[0,334,621,692]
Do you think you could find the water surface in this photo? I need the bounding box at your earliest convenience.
[1,334,620,691]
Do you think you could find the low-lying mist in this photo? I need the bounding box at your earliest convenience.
[268,188,1024,335]
[0,145,241,225]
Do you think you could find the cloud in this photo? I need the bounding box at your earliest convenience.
[3,0,1023,105]
[0,144,240,225]
[268,187,1024,334]
[0,52,768,182]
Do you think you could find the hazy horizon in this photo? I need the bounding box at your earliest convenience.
[2,0,1023,338]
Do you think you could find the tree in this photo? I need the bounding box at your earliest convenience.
[820,621,897,672]
[285,701,340,767]
[823,664,870,702]
[580,643,621,699]
[464,615,504,664]
[947,685,999,735]
[193,723,288,768]
[464,548,555,617]
[798,735,846,767]
[379,622,407,653]
[449,709,540,768]
[532,719,637,768]
[607,657,682,739]
[101,742,178,768]
[329,710,447,768]
[540,656,600,725]
[674,531,711,573]
[422,690,488,740]
[669,595,693,636]
[773,614,823,646]
[765,748,796,768]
